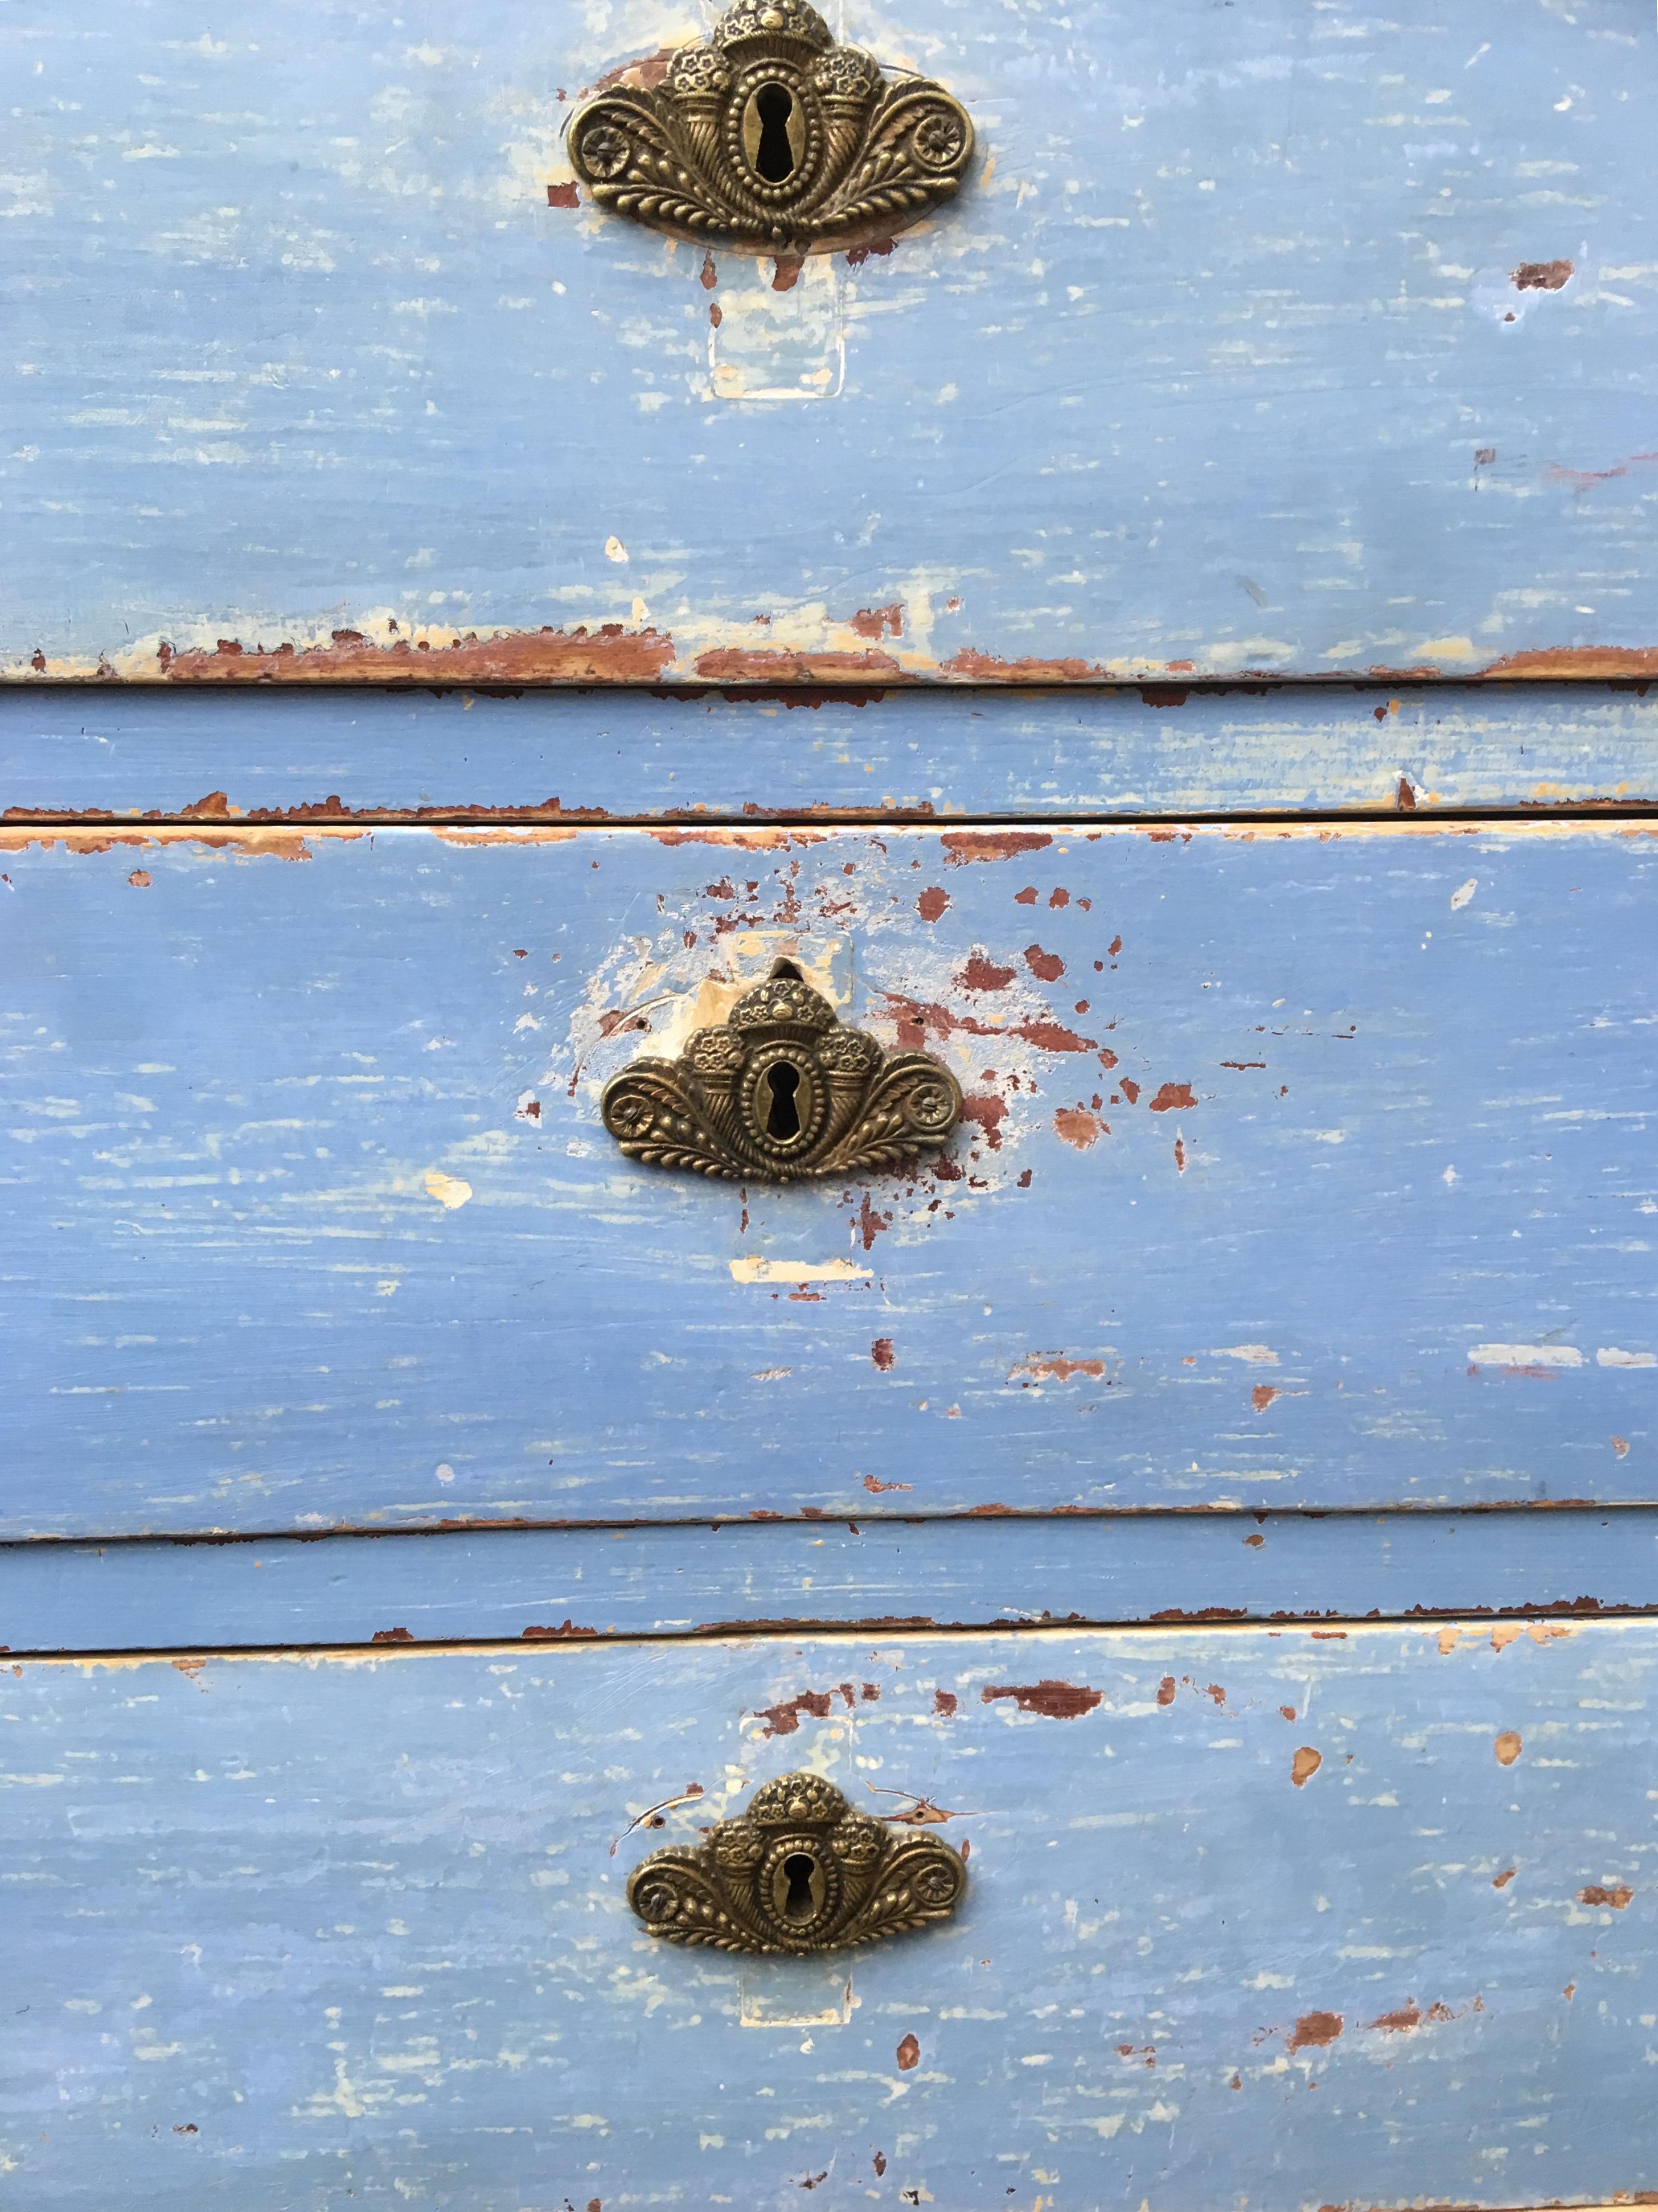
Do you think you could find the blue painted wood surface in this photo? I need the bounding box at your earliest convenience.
[3,820,1653,1536]
[5,1509,1658,1653]
[5,683,1658,822]
[4,1623,1655,2208]
[3,0,1656,683]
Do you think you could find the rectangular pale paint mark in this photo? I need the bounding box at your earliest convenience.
[740,1960,854,2027]
[709,254,846,403]
[728,1257,873,1284]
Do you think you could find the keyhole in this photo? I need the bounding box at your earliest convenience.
[781,1852,819,1920]
[765,1061,801,1140]
[755,84,796,182]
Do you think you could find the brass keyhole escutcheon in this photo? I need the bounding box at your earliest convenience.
[568,0,974,254]
[601,958,962,1184]
[627,1772,967,1956]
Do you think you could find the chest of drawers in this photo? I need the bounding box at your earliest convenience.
[3,1,1657,2206]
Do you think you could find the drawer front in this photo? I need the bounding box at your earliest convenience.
[5,0,1657,684]
[2,819,1653,1537]
[5,1623,1656,2209]
[5,684,1658,822]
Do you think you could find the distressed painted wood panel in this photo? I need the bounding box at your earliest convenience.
[3,0,1656,684]
[6,684,1658,824]
[3,820,1655,1536]
[3,1623,1656,2209]
[6,1509,1658,1654]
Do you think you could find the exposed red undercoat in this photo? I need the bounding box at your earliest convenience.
[957,953,1016,992]
[754,1689,836,1738]
[939,830,1053,865]
[849,602,904,641]
[691,646,904,683]
[981,1679,1103,1719]
[1010,1353,1106,1383]
[940,648,1109,681]
[157,624,676,685]
[1286,2010,1344,2053]
[1148,1081,1197,1113]
[1512,258,1574,291]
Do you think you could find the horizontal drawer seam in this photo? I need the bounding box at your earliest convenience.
[13,1611,1658,1668]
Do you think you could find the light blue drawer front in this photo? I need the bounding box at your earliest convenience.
[2,820,1653,1536]
[3,1624,1655,2209]
[3,0,1656,681]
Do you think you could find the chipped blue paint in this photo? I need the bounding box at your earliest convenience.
[2,0,1656,679]
[4,683,1658,820]
[5,1509,1658,1653]
[2,820,1653,1537]
[3,1625,1655,2208]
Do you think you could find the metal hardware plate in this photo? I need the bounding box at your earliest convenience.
[626,1771,968,1955]
[568,0,973,252]
[601,958,962,1183]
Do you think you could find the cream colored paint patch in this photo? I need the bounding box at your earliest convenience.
[422,1169,473,1209]
[729,1257,873,1284]
[709,254,846,404]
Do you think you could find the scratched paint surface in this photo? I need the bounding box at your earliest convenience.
[6,684,1658,821]
[3,0,1656,681]
[2,822,1654,1536]
[9,1510,1658,1653]
[2,1624,1654,2209]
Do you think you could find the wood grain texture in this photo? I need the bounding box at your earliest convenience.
[3,1623,1656,2208]
[5,684,1658,823]
[2,821,1653,1536]
[5,1510,1658,1653]
[2,0,1655,682]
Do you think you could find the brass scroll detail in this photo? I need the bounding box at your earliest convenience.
[601,959,962,1183]
[626,1771,967,1955]
[568,0,974,252]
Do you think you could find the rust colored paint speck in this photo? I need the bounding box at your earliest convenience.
[980,1679,1103,1720]
[1512,258,1574,290]
[1009,1353,1106,1384]
[1053,1106,1105,1151]
[1286,2010,1344,2053]
[753,1690,835,1738]
[1495,1730,1523,1766]
[896,2033,920,2072]
[1292,1746,1323,1787]
[1579,1883,1634,1909]
[849,602,904,641]
[916,887,950,921]
[957,953,1016,992]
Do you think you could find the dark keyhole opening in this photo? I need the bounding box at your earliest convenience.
[781,1852,818,1920]
[765,1061,801,1140]
[755,84,796,182]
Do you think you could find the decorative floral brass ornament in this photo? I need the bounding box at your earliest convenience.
[627,1771,967,1954]
[568,0,974,252]
[601,959,962,1183]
